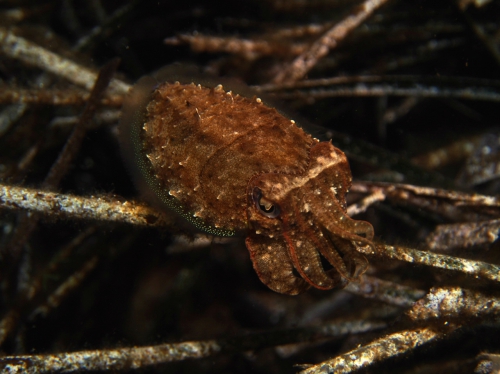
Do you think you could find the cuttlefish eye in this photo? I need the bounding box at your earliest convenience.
[252,187,280,218]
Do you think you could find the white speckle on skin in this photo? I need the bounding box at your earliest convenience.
[316,156,328,165]
[296,241,302,248]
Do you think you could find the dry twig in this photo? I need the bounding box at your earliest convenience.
[0,183,169,228]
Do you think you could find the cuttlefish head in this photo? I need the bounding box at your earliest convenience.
[245,141,374,295]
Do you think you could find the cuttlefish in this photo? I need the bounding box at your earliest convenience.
[119,65,374,295]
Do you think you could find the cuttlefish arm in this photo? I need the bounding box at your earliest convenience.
[245,141,374,295]
[245,234,310,295]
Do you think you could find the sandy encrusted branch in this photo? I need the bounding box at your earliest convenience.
[0,183,170,228]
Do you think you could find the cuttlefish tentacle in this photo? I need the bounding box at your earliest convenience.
[327,235,369,278]
[316,227,358,281]
[283,195,362,287]
[280,204,337,290]
[305,191,373,279]
[306,190,374,246]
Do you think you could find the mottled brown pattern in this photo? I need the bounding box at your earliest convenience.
[120,72,374,295]
[144,82,312,232]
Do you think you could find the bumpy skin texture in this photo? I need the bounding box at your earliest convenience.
[120,75,374,295]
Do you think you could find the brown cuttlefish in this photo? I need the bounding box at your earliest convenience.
[119,65,374,295]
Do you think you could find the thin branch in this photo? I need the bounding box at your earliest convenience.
[475,353,500,373]
[272,84,500,102]
[344,275,425,308]
[73,2,137,52]
[358,243,500,284]
[406,287,500,323]
[258,74,500,92]
[0,27,129,95]
[351,181,500,207]
[0,319,385,373]
[0,104,25,137]
[0,86,123,106]
[0,340,222,373]
[49,110,121,130]
[165,34,307,60]
[346,190,386,216]
[299,327,449,374]
[412,135,481,169]
[425,219,500,251]
[0,184,171,228]
[272,0,391,83]
[29,256,99,318]
[351,181,500,221]
[42,58,120,189]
